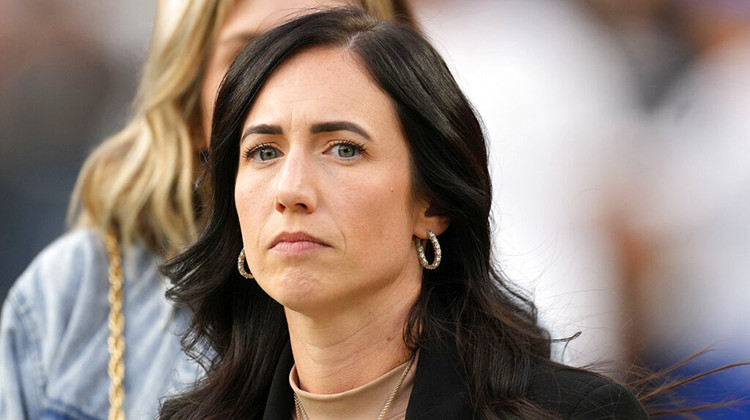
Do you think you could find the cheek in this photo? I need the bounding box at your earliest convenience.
[340,169,414,248]
[234,187,248,239]
[234,177,264,243]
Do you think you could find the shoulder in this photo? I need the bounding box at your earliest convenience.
[2,229,118,366]
[0,229,110,417]
[3,228,167,362]
[7,228,161,309]
[4,228,165,340]
[526,365,648,420]
[5,229,108,314]
[1,229,189,419]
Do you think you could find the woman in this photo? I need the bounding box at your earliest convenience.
[160,7,648,419]
[0,2,414,419]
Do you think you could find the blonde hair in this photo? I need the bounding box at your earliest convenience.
[69,0,234,257]
[69,0,414,258]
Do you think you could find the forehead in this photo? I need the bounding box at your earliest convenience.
[221,0,353,38]
[245,46,397,126]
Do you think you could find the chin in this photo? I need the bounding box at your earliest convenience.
[260,272,323,308]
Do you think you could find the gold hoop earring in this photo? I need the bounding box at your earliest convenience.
[237,248,254,279]
[415,229,441,270]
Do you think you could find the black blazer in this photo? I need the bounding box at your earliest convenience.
[262,338,648,419]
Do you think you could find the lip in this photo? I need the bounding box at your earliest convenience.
[269,231,330,254]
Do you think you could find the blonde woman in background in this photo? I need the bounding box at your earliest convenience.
[0,1,415,419]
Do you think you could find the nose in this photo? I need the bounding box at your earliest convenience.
[274,149,317,214]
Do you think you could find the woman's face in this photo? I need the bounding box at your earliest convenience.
[200,0,351,147]
[235,47,434,316]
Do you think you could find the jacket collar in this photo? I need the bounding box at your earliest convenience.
[261,335,474,419]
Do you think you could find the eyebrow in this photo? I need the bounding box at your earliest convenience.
[241,121,372,141]
[242,124,282,140]
[310,121,371,140]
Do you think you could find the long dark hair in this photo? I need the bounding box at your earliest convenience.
[160,6,560,419]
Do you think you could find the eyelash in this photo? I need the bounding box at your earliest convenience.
[241,140,368,161]
[329,140,367,157]
[243,142,277,161]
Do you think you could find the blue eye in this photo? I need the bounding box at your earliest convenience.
[246,144,282,162]
[258,147,279,161]
[336,143,357,158]
[330,141,365,159]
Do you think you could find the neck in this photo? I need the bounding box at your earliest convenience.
[286,283,419,395]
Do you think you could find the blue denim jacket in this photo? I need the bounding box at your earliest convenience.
[0,229,202,420]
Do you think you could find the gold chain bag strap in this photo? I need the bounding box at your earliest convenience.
[103,231,126,420]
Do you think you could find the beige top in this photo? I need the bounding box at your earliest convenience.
[289,353,418,420]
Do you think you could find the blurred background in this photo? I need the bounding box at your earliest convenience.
[1,0,155,295]
[2,0,748,417]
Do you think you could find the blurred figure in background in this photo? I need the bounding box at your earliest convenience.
[621,2,750,417]
[590,0,750,416]
[0,1,153,301]
[413,0,641,370]
[0,1,416,419]
[580,0,692,111]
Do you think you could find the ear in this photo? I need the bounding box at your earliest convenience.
[413,200,450,239]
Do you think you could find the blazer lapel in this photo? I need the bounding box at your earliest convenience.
[261,335,474,419]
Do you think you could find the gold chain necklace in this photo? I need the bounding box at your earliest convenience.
[293,354,416,420]
[103,231,126,420]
